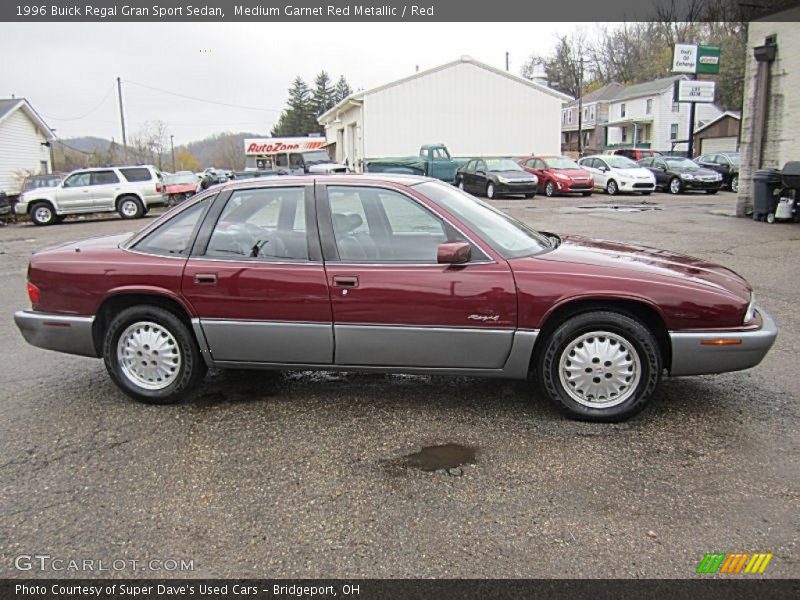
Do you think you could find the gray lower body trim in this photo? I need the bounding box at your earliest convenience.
[334,324,513,369]
[14,311,98,358]
[211,362,517,379]
[197,319,333,364]
[669,308,778,376]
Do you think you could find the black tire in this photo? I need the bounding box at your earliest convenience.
[705,189,718,195]
[730,175,739,193]
[545,181,556,197]
[582,191,593,197]
[766,212,776,224]
[537,311,662,422]
[486,182,496,200]
[606,180,618,196]
[458,179,466,192]
[117,195,144,219]
[30,202,56,226]
[103,305,206,404]
[668,177,683,195]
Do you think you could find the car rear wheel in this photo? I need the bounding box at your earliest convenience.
[545,181,556,197]
[730,175,739,193]
[537,311,661,422]
[117,195,144,219]
[606,180,618,196]
[30,202,56,226]
[458,180,466,191]
[103,306,206,404]
[669,177,683,195]
[486,182,496,199]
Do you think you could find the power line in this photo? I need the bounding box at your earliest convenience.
[42,85,115,121]
[125,79,283,113]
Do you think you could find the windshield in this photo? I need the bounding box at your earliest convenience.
[165,173,198,184]
[605,156,639,169]
[302,151,332,164]
[414,181,551,259]
[545,157,581,169]
[485,159,523,172]
[665,157,699,169]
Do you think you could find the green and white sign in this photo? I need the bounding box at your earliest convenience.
[672,43,721,74]
[697,45,721,74]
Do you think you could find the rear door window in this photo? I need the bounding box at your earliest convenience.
[91,170,119,185]
[119,168,153,182]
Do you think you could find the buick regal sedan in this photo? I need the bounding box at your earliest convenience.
[14,175,777,421]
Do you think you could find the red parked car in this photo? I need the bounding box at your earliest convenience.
[14,175,776,421]
[519,156,594,197]
[162,171,198,206]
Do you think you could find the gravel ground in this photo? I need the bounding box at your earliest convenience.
[0,190,797,579]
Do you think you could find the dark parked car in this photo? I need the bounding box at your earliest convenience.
[638,156,723,194]
[456,158,538,199]
[695,152,740,193]
[518,155,594,197]
[14,175,776,422]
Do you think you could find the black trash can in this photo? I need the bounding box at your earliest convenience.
[753,168,782,221]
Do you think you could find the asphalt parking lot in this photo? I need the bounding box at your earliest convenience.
[0,189,797,579]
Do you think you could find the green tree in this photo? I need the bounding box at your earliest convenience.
[271,76,313,136]
[334,75,352,103]
[312,70,336,119]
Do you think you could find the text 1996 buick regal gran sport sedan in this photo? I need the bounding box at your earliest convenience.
[14,175,777,421]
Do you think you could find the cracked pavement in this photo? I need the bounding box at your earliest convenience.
[0,191,797,579]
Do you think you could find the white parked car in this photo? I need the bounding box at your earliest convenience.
[15,165,163,226]
[578,155,656,196]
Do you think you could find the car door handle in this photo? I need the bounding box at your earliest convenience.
[332,275,358,288]
[193,273,218,285]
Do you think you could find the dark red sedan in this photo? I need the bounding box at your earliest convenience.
[14,175,776,421]
[519,155,595,197]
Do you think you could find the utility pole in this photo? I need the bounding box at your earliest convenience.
[116,77,128,163]
[505,52,509,72]
[687,73,698,158]
[170,134,176,172]
[577,57,585,157]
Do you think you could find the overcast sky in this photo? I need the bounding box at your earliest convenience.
[1,22,602,145]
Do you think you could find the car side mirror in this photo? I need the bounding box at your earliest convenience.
[437,242,471,264]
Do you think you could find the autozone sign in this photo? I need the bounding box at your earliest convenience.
[245,137,327,155]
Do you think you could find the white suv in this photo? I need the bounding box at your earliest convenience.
[15,165,163,226]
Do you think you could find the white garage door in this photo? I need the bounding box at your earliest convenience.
[701,136,738,154]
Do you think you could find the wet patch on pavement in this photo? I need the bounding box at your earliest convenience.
[386,443,478,477]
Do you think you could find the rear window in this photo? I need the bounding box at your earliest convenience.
[119,168,153,182]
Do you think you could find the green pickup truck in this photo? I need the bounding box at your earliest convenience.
[364,144,471,184]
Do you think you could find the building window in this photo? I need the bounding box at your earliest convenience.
[621,127,628,142]
[590,107,595,120]
[646,99,653,114]
[670,123,679,140]
[583,108,588,120]
[620,103,626,118]
[40,160,49,174]
[672,102,680,113]
[568,110,572,124]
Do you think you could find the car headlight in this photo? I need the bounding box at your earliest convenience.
[744,293,757,324]
[715,173,722,181]
[683,173,696,180]
[497,177,511,184]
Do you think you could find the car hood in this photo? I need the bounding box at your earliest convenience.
[552,168,592,179]
[611,167,653,179]
[671,166,718,176]
[492,170,536,180]
[529,235,750,300]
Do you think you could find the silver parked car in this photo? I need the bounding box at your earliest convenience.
[15,165,163,225]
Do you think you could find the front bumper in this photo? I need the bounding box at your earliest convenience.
[496,182,538,195]
[619,180,655,192]
[683,179,723,191]
[14,202,29,215]
[14,311,98,358]
[669,308,777,376]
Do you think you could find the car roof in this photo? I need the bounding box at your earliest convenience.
[71,165,156,173]
[217,174,433,192]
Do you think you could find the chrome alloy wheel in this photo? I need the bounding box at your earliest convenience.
[117,321,182,390]
[120,199,139,217]
[670,178,682,194]
[558,331,641,408]
[34,205,54,224]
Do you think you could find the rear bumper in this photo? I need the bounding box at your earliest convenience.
[14,310,98,358]
[669,308,777,376]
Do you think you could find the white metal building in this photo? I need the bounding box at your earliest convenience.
[318,56,572,171]
[0,98,55,195]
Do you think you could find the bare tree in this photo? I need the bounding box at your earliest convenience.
[129,120,170,168]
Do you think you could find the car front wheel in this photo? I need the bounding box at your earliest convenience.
[486,182,496,199]
[545,181,556,197]
[103,306,206,404]
[730,175,739,193]
[30,202,56,226]
[537,311,661,422]
[669,177,683,195]
[606,180,618,196]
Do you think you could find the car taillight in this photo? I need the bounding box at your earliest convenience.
[155,182,163,193]
[27,282,40,304]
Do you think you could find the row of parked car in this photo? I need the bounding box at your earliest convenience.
[453,151,740,199]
